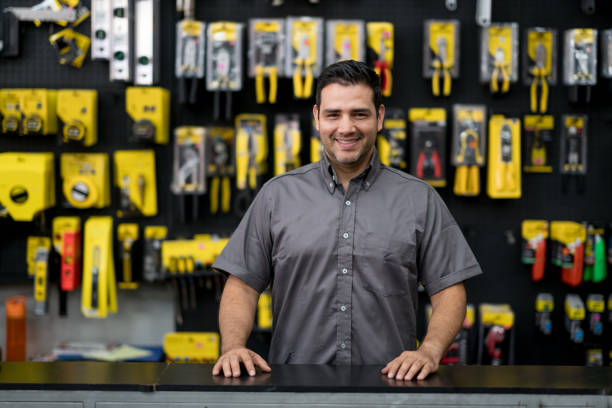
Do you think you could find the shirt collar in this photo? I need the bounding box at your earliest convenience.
[319,147,382,194]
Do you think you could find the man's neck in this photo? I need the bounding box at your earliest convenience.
[327,151,373,191]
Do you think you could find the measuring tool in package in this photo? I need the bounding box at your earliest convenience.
[60,153,111,209]
[176,14,205,104]
[487,115,521,199]
[57,89,98,146]
[26,236,50,277]
[0,89,24,134]
[524,28,557,113]
[133,0,160,85]
[409,108,446,187]
[125,86,169,144]
[207,21,243,120]
[287,17,323,100]
[26,236,51,315]
[326,20,365,66]
[523,115,553,173]
[451,105,486,197]
[206,127,234,215]
[249,19,284,104]
[114,150,157,218]
[163,332,220,363]
[0,152,55,222]
[585,294,605,337]
[117,223,139,289]
[143,225,167,283]
[535,293,554,335]
[550,221,586,287]
[311,118,323,163]
[521,220,548,282]
[602,29,612,90]
[477,303,515,365]
[377,108,407,170]
[172,127,206,223]
[109,0,134,82]
[583,225,607,283]
[274,114,301,176]
[564,294,585,343]
[0,89,58,136]
[560,114,587,193]
[235,114,268,215]
[564,29,597,103]
[480,23,518,94]
[82,216,117,318]
[423,20,459,97]
[91,0,112,60]
[53,216,82,292]
[367,22,394,97]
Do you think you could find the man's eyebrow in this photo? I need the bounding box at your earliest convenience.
[322,108,372,114]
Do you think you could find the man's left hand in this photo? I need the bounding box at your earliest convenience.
[381,346,440,381]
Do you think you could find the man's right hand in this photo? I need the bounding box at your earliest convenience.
[212,347,272,377]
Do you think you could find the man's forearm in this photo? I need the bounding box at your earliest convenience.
[420,283,467,361]
[218,275,260,353]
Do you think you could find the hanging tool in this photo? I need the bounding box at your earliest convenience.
[125,87,170,144]
[367,22,393,97]
[114,150,157,218]
[33,245,51,316]
[172,127,206,223]
[530,43,549,113]
[326,20,365,66]
[176,0,205,105]
[234,114,267,215]
[491,46,510,93]
[49,28,91,68]
[496,124,515,192]
[564,294,585,343]
[454,126,483,196]
[432,36,451,96]
[274,114,301,176]
[208,129,233,215]
[565,29,597,104]
[91,0,112,60]
[109,0,133,82]
[52,217,82,292]
[409,108,446,187]
[374,33,392,97]
[134,0,159,85]
[143,226,166,282]
[118,224,139,290]
[60,153,111,209]
[488,116,521,199]
[521,220,548,282]
[293,33,314,99]
[251,20,283,104]
[57,89,98,146]
[535,293,554,335]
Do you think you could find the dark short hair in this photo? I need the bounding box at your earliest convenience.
[316,60,382,113]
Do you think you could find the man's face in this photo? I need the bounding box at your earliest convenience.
[313,83,385,169]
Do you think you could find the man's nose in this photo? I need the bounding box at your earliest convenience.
[337,114,354,134]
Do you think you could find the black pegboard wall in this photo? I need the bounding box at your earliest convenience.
[0,0,611,364]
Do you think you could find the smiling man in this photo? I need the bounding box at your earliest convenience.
[212,60,482,381]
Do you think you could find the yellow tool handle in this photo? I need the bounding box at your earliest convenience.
[383,68,392,97]
[501,67,510,93]
[443,67,451,96]
[453,166,467,195]
[248,166,257,190]
[210,176,220,214]
[490,68,499,93]
[123,252,132,282]
[293,61,303,99]
[235,129,249,190]
[255,66,265,104]
[302,64,313,99]
[268,67,278,104]
[221,177,231,213]
[540,76,549,113]
[432,67,440,96]
[468,165,480,196]
[530,77,538,113]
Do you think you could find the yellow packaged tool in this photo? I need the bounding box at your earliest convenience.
[487,115,521,199]
[33,239,51,316]
[367,22,394,97]
[535,293,554,335]
[118,223,139,290]
[564,29,597,103]
[235,114,267,214]
[207,21,244,120]
[409,108,446,187]
[523,115,554,173]
[326,20,365,65]
[451,105,486,197]
[52,216,82,292]
[49,28,91,68]
[27,236,51,277]
[0,89,24,134]
[257,289,273,330]
[56,89,98,146]
[207,127,234,215]
[163,332,220,363]
[249,19,284,104]
[311,118,323,163]
[81,216,117,319]
[114,150,157,218]
[143,226,167,283]
[161,235,229,272]
[586,294,604,336]
[480,24,518,94]
[424,20,459,97]
[564,294,585,343]
[172,127,207,195]
[521,220,548,282]
[0,152,55,222]
[60,153,110,209]
[377,108,407,170]
[524,28,557,113]
[560,114,588,193]
[125,86,170,144]
[21,89,58,136]
[287,17,323,99]
[477,303,515,365]
[551,221,586,287]
[274,114,301,176]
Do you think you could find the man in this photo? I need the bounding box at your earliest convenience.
[212,60,482,381]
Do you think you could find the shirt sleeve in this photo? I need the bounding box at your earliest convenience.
[212,185,273,293]
[418,186,482,296]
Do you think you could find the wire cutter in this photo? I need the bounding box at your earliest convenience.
[496,124,516,192]
[373,32,392,97]
[209,138,231,214]
[293,33,314,99]
[490,46,510,93]
[255,32,279,104]
[432,36,452,97]
[530,43,549,113]
[453,127,483,196]
[234,126,259,215]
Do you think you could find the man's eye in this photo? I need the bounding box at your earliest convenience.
[354,112,368,118]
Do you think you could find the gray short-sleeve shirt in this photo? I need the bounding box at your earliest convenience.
[213,151,482,365]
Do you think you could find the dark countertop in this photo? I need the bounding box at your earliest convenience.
[0,363,611,395]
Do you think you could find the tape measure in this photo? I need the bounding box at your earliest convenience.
[63,120,86,142]
[64,176,99,208]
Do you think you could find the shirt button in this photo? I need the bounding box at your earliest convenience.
[345,200,351,206]
[342,232,349,239]
[340,305,347,312]
[340,343,346,349]
[342,268,348,274]
[329,182,334,188]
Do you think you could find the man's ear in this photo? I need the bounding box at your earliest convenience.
[313,104,320,131]
[377,104,385,132]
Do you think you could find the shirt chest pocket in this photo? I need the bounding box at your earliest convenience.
[354,232,417,297]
